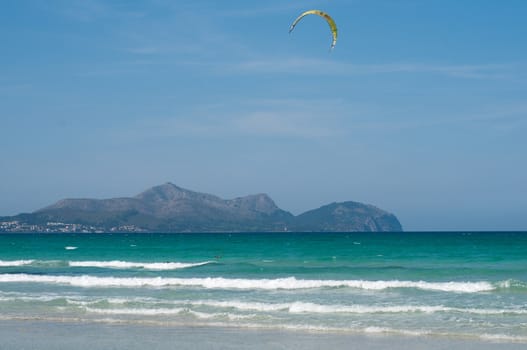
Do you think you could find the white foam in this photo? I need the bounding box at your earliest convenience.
[479,333,527,343]
[185,300,289,312]
[186,310,257,321]
[362,326,432,337]
[3,292,525,316]
[360,327,527,342]
[84,307,257,321]
[288,303,527,315]
[0,274,497,293]
[65,246,77,250]
[177,300,527,316]
[288,302,446,314]
[460,307,527,315]
[0,260,34,267]
[66,297,138,306]
[68,260,212,270]
[85,307,184,316]
[171,300,445,314]
[0,295,63,303]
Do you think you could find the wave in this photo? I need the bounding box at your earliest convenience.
[84,307,258,321]
[85,307,185,316]
[495,279,527,292]
[123,299,527,316]
[147,300,527,316]
[0,274,503,293]
[3,292,526,316]
[0,260,35,267]
[277,302,527,315]
[68,260,213,270]
[0,260,212,270]
[201,301,527,315]
[361,327,527,343]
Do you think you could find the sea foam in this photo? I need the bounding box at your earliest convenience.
[85,307,185,316]
[0,274,497,293]
[0,260,35,267]
[68,260,212,270]
[134,300,527,316]
[160,300,449,314]
[3,293,525,316]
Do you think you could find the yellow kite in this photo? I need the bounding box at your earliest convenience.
[289,10,338,50]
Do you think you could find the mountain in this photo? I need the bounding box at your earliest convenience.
[294,201,402,232]
[0,183,402,233]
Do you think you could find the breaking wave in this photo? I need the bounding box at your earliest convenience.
[68,260,213,270]
[0,260,35,267]
[0,274,501,293]
[0,260,212,270]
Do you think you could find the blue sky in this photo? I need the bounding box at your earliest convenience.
[1,0,526,230]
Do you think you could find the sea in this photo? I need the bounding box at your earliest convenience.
[0,232,526,344]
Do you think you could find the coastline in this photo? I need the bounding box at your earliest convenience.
[1,319,525,350]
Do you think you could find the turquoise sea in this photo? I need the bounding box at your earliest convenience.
[1,232,526,343]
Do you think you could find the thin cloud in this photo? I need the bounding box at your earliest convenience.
[215,2,316,18]
[121,113,338,140]
[344,103,527,133]
[233,112,336,138]
[114,98,345,142]
[229,57,516,80]
[45,0,145,22]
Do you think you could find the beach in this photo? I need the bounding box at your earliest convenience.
[1,319,526,350]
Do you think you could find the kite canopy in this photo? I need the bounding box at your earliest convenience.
[289,10,338,50]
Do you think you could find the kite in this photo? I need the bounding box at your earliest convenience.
[289,10,338,50]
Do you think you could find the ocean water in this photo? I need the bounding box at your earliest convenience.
[1,232,526,343]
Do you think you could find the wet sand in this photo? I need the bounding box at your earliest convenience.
[1,320,525,350]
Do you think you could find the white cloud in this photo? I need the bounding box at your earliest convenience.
[233,111,336,138]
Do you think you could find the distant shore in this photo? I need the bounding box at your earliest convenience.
[0,182,403,233]
[1,320,524,350]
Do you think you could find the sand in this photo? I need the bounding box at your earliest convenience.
[0,319,525,350]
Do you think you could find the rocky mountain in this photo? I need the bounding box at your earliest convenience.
[294,201,402,232]
[0,183,402,233]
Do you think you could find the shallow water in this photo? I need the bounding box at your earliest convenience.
[1,320,526,350]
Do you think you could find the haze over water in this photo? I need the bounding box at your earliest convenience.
[1,232,526,344]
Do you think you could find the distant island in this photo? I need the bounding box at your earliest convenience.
[0,183,402,233]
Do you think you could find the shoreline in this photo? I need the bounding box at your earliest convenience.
[1,319,525,350]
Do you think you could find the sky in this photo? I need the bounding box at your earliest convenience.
[1,0,526,231]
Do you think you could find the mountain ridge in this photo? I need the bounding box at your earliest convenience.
[0,183,402,233]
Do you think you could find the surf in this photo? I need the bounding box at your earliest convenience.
[68,260,213,270]
[0,274,498,293]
